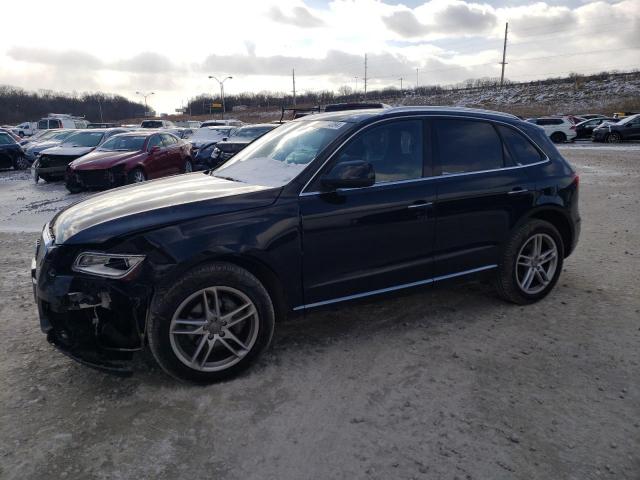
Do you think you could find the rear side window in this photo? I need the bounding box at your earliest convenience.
[435,119,503,174]
[537,119,563,126]
[497,126,544,165]
[49,119,62,128]
[38,120,48,129]
[0,133,13,145]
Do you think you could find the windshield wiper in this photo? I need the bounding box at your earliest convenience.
[212,174,240,182]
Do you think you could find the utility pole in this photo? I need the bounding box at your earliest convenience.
[354,76,359,93]
[500,22,509,88]
[364,54,368,99]
[416,68,419,90]
[292,68,296,107]
[399,77,403,91]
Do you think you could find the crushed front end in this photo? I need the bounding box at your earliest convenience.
[32,225,152,375]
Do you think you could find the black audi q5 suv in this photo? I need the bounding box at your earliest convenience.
[32,107,580,383]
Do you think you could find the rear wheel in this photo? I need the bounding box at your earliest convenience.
[65,180,83,194]
[148,262,275,383]
[13,156,29,170]
[495,220,564,304]
[550,132,566,143]
[127,168,146,184]
[606,132,622,143]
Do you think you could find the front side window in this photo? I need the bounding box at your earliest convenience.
[147,135,163,150]
[162,134,177,146]
[435,119,503,174]
[497,125,544,166]
[214,120,349,188]
[331,120,423,184]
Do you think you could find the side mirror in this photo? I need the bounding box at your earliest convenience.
[321,160,375,190]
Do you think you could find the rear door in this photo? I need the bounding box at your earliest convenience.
[623,117,640,139]
[431,118,541,277]
[160,134,182,174]
[299,118,436,306]
[144,134,166,178]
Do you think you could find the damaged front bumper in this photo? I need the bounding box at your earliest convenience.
[32,231,152,375]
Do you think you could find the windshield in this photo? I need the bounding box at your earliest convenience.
[213,120,349,188]
[191,127,233,142]
[98,135,147,151]
[231,126,274,140]
[61,131,105,147]
[618,114,639,125]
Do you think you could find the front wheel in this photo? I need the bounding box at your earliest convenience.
[606,132,622,143]
[550,132,566,143]
[495,220,564,304]
[127,168,146,184]
[148,263,275,383]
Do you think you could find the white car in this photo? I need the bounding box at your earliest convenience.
[36,114,89,130]
[526,117,576,143]
[13,122,37,137]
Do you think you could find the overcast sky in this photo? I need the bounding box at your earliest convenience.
[1,0,638,114]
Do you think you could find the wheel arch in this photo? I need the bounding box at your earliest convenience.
[525,207,573,258]
[154,253,289,324]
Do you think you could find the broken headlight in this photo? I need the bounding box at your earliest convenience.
[73,252,145,279]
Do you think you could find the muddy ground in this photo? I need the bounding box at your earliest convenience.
[0,145,638,479]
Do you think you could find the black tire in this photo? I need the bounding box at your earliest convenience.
[495,219,564,305]
[65,181,83,194]
[40,174,55,183]
[127,168,146,184]
[606,132,622,143]
[148,262,275,383]
[13,156,30,170]
[550,132,566,144]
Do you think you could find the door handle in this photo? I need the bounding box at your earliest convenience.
[407,201,433,209]
[507,187,529,195]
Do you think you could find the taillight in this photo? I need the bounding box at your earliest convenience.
[573,174,579,187]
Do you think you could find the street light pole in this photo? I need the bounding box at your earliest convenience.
[208,75,233,119]
[135,91,154,117]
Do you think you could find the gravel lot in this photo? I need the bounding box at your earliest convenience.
[0,145,639,479]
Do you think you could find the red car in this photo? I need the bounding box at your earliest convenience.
[66,131,193,193]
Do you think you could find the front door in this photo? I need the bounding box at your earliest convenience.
[299,119,436,307]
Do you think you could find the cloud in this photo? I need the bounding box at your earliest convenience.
[7,46,103,69]
[383,3,497,38]
[267,5,325,27]
[7,47,177,74]
[434,4,497,33]
[383,11,429,37]
[111,52,177,74]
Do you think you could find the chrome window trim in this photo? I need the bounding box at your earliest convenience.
[293,264,498,311]
[298,114,550,197]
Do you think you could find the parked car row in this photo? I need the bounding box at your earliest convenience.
[525,112,640,143]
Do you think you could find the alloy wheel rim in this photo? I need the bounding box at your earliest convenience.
[134,170,145,182]
[169,286,259,372]
[185,161,193,173]
[608,133,620,143]
[516,233,558,295]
